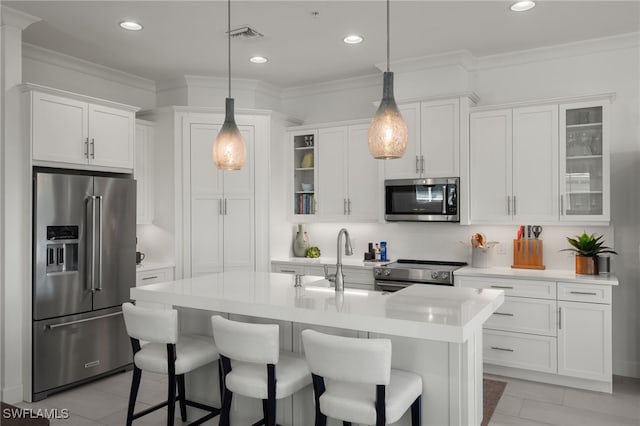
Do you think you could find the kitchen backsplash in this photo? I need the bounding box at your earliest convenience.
[273,222,614,272]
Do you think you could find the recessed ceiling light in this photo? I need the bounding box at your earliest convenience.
[510,1,536,12]
[119,21,143,31]
[343,35,364,45]
[250,56,268,64]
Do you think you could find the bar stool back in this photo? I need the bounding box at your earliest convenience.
[211,315,311,426]
[122,302,220,426]
[302,329,423,426]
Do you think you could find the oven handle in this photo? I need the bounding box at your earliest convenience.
[374,281,409,292]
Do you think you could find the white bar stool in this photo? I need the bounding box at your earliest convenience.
[211,315,311,426]
[302,329,423,426]
[122,302,221,426]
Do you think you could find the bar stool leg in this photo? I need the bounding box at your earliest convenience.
[177,374,188,421]
[126,366,142,426]
[266,364,276,426]
[166,345,177,426]
[411,395,422,426]
[219,355,233,426]
[343,422,352,426]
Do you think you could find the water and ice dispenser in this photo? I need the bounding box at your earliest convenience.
[45,225,79,273]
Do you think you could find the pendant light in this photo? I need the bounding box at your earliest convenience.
[213,0,246,170]
[368,0,408,160]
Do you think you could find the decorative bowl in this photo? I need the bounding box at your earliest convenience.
[301,183,313,191]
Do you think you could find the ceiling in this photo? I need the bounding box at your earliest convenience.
[6,1,640,89]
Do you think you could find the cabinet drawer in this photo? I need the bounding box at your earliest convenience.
[558,282,611,304]
[305,265,326,277]
[485,297,556,336]
[457,276,555,299]
[342,267,375,285]
[271,262,305,275]
[484,330,557,373]
[135,267,174,286]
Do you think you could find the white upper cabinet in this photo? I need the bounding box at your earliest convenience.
[29,87,136,170]
[317,126,349,220]
[135,120,155,224]
[470,104,559,224]
[559,100,610,222]
[346,124,379,221]
[384,97,467,180]
[470,109,513,223]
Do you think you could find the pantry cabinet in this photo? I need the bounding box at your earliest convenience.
[456,273,615,392]
[470,104,558,223]
[28,86,136,171]
[135,120,155,224]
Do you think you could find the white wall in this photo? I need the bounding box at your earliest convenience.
[272,35,640,377]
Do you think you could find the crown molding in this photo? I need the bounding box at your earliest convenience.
[182,74,282,99]
[1,6,40,30]
[21,82,140,111]
[475,32,640,71]
[376,50,478,73]
[282,73,380,100]
[22,43,156,93]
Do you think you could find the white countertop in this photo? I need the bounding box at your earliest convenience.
[135,262,175,271]
[456,266,619,286]
[271,257,390,269]
[130,271,504,343]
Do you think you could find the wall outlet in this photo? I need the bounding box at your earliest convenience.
[495,243,507,255]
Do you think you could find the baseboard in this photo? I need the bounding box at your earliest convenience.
[2,384,24,404]
[484,364,612,393]
[613,359,640,378]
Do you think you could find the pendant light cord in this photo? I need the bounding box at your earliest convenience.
[228,0,231,98]
[386,0,390,73]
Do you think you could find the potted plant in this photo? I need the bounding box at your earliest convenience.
[562,232,617,275]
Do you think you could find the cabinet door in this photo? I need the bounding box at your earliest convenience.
[512,105,559,222]
[190,196,224,276]
[32,91,88,164]
[421,99,459,177]
[383,102,421,179]
[559,100,610,222]
[190,123,224,196]
[222,196,255,271]
[88,104,134,169]
[291,131,318,218]
[469,109,513,223]
[347,124,378,221]
[223,125,255,196]
[135,123,154,224]
[557,301,611,381]
[317,127,348,220]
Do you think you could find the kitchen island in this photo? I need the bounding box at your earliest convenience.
[130,271,504,426]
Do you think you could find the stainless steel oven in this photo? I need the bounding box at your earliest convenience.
[384,177,459,222]
[373,259,467,292]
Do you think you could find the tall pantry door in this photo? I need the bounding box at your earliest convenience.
[188,122,254,277]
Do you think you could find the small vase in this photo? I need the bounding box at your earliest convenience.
[575,255,598,275]
[293,224,308,257]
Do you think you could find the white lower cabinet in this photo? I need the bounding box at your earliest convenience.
[135,267,174,286]
[457,274,613,392]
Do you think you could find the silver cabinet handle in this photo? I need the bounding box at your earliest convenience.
[490,285,514,289]
[513,195,517,216]
[507,195,511,216]
[570,291,598,296]
[219,199,223,215]
[90,138,95,159]
[490,346,514,352]
[141,275,159,281]
[84,138,89,158]
[348,199,352,215]
[280,269,296,274]
[420,155,425,174]
[560,195,564,215]
[224,198,227,215]
[558,307,562,329]
[415,156,420,174]
[47,311,123,329]
[493,312,514,317]
[343,199,347,215]
[96,195,103,292]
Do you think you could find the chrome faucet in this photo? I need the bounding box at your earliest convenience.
[324,228,353,292]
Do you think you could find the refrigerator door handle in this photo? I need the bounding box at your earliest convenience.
[96,195,103,292]
[87,196,96,293]
[46,311,123,329]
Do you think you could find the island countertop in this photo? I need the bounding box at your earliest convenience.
[130,271,504,343]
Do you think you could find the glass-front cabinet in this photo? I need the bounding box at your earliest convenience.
[291,130,317,218]
[559,100,610,222]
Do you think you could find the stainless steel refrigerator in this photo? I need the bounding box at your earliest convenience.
[32,170,136,401]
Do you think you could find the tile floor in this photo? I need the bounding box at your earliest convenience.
[10,371,640,425]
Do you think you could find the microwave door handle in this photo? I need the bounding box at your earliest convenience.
[442,186,448,214]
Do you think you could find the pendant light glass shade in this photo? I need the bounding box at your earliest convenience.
[368,72,408,159]
[213,0,246,170]
[213,98,246,170]
[368,0,407,160]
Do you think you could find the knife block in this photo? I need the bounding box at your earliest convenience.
[512,239,545,270]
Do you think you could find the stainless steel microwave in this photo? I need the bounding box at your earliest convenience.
[384,177,459,222]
